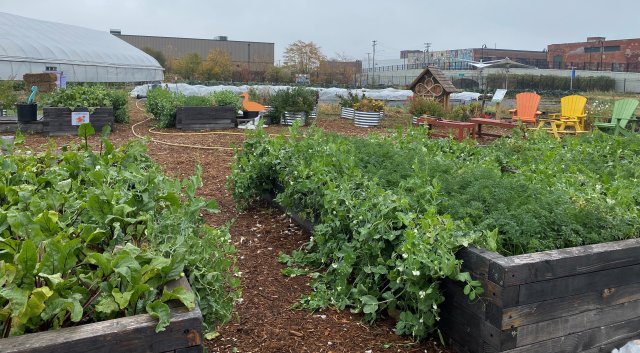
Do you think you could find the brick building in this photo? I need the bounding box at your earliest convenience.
[547,37,640,72]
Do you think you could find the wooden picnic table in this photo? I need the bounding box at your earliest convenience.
[416,117,476,141]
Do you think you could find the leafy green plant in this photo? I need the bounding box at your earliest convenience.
[0,80,19,110]
[229,126,640,339]
[77,122,95,150]
[44,85,112,112]
[406,96,444,117]
[107,90,130,123]
[211,90,242,111]
[183,95,213,107]
[354,98,385,113]
[1,139,239,337]
[336,91,365,109]
[267,87,317,122]
[145,88,185,128]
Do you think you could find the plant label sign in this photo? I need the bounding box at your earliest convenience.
[71,112,90,126]
[492,89,507,103]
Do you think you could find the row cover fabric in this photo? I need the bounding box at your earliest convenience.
[130,83,415,102]
[0,12,163,82]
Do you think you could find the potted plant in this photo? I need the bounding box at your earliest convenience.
[267,87,316,126]
[336,91,364,119]
[353,98,385,127]
[16,86,38,122]
[407,96,445,126]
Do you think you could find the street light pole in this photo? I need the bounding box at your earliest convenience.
[424,42,431,67]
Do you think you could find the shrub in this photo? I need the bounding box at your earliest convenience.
[107,90,130,123]
[407,96,444,117]
[267,87,317,122]
[336,91,365,108]
[354,98,385,112]
[44,85,112,110]
[145,88,185,128]
[0,80,18,110]
[211,90,242,111]
[183,95,213,107]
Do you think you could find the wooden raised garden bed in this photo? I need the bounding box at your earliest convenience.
[43,107,114,136]
[0,278,203,353]
[442,239,640,353]
[176,106,236,130]
[264,192,640,352]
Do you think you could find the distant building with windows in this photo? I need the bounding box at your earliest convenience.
[547,37,640,72]
[405,48,547,70]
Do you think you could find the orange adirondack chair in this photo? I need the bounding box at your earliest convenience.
[509,92,542,124]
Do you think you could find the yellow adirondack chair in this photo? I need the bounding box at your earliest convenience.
[509,92,542,125]
[538,95,587,138]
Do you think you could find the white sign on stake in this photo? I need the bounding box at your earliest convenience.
[492,89,508,103]
[71,112,90,126]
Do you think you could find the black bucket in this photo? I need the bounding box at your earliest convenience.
[16,103,37,122]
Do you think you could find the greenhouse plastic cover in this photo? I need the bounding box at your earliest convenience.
[0,12,163,82]
[130,83,414,102]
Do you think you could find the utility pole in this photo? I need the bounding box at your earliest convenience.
[366,53,371,86]
[424,42,431,67]
[372,40,377,86]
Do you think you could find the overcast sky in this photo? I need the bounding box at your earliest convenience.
[3,0,639,62]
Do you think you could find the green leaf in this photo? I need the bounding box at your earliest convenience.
[77,123,96,138]
[463,285,471,295]
[146,301,171,332]
[0,286,30,316]
[15,239,37,286]
[34,211,60,235]
[95,296,119,315]
[361,295,379,314]
[18,286,54,323]
[160,286,195,310]
[112,288,134,310]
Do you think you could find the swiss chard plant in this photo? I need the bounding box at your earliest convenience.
[0,138,239,338]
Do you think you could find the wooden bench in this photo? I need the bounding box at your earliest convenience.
[469,118,522,138]
[416,117,476,141]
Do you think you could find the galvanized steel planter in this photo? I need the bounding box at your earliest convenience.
[340,107,355,119]
[282,112,306,126]
[353,111,382,127]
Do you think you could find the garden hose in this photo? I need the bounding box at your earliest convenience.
[132,100,237,151]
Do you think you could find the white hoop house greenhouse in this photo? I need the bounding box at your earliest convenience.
[0,12,164,82]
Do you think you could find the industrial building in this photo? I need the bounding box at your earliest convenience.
[547,37,640,72]
[111,31,274,76]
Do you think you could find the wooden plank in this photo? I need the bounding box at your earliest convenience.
[458,247,506,281]
[517,263,640,305]
[175,346,204,353]
[515,299,640,347]
[441,299,516,351]
[503,282,640,329]
[490,238,640,287]
[499,316,640,353]
[0,306,202,353]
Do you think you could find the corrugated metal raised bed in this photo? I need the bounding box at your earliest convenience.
[353,111,382,127]
[282,112,306,126]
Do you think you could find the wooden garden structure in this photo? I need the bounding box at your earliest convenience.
[408,67,459,108]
